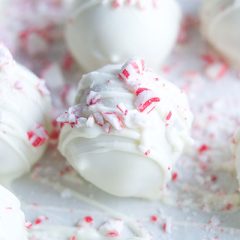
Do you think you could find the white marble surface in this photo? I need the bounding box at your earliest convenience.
[1,0,240,239]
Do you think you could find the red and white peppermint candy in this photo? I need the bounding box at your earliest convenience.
[99,219,124,238]
[86,91,101,106]
[135,88,160,113]
[57,111,77,127]
[93,112,105,127]
[27,125,49,147]
[118,58,145,88]
[116,103,128,116]
[75,117,87,128]
[34,215,49,225]
[205,62,228,80]
[102,112,124,130]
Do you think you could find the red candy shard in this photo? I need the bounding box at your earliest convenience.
[84,216,94,223]
[118,59,145,84]
[166,111,172,121]
[135,87,149,96]
[171,172,178,182]
[150,215,158,222]
[198,144,209,154]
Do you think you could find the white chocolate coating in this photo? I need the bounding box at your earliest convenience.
[65,0,182,72]
[200,0,240,68]
[0,186,27,240]
[58,59,193,199]
[0,44,51,183]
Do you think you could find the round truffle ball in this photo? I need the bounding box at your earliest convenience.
[58,59,193,199]
[65,0,182,72]
[0,44,51,183]
[0,185,27,240]
[200,0,240,68]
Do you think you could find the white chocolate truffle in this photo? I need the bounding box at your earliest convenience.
[0,44,51,183]
[58,59,193,199]
[0,186,27,240]
[200,0,240,68]
[65,0,182,72]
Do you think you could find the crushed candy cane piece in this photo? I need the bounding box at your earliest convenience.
[34,215,49,225]
[27,125,49,147]
[166,111,172,121]
[102,112,124,130]
[171,172,178,181]
[84,216,94,224]
[162,218,172,234]
[86,91,101,106]
[118,58,145,88]
[25,221,33,229]
[116,103,128,115]
[93,112,105,127]
[205,62,228,80]
[135,88,160,113]
[99,219,124,238]
[150,215,158,222]
[198,144,209,154]
[57,105,83,127]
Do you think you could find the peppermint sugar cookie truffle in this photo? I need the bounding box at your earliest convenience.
[65,0,182,72]
[0,44,51,183]
[0,185,27,240]
[200,0,240,68]
[58,59,193,199]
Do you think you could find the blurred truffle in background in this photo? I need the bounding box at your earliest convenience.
[0,44,51,183]
[65,0,182,72]
[200,0,240,69]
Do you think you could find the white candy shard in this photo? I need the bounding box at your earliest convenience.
[58,59,193,199]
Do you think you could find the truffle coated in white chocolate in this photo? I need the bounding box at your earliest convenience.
[0,44,51,183]
[200,0,240,68]
[0,185,27,240]
[65,0,182,72]
[58,59,193,199]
